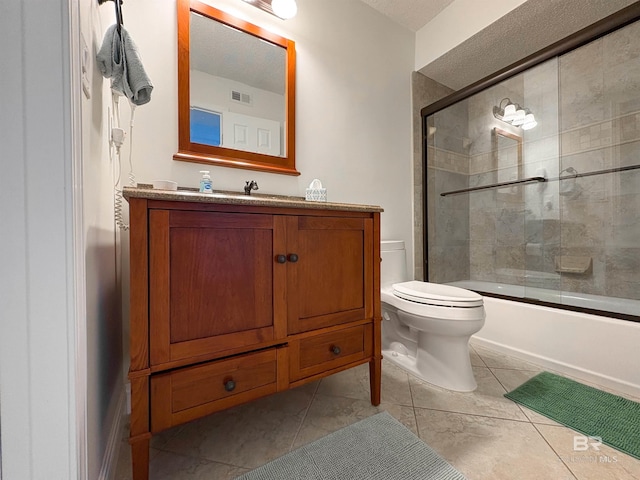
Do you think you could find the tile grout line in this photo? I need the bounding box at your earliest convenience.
[479,348,581,479]
[412,404,536,425]
[486,365,539,426]
[406,367,422,440]
[150,445,250,473]
[530,422,581,480]
[288,380,321,452]
[469,343,489,368]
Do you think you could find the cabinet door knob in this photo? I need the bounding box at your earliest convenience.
[287,253,299,263]
[331,345,341,355]
[276,254,287,264]
[224,379,236,392]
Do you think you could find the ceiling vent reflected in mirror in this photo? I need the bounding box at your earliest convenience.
[241,0,298,19]
[231,90,252,105]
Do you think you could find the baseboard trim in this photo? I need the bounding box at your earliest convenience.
[98,388,126,480]
[471,337,640,398]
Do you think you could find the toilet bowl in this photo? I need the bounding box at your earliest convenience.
[381,240,485,392]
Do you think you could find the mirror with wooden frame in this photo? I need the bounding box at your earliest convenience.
[175,0,298,175]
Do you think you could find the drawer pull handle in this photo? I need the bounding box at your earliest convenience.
[287,253,299,263]
[331,345,341,355]
[224,379,236,392]
[276,254,287,264]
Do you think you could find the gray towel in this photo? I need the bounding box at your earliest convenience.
[97,24,153,106]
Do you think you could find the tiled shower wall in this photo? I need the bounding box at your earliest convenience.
[412,73,454,280]
[555,19,640,299]
[425,19,640,301]
[424,94,470,284]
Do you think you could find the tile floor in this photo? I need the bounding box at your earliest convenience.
[114,342,640,480]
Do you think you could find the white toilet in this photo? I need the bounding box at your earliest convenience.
[381,240,485,392]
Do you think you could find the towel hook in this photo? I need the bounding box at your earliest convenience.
[98,0,124,35]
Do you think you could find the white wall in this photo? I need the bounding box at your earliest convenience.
[474,297,640,397]
[79,1,126,479]
[116,0,416,265]
[0,1,126,479]
[0,1,79,479]
[415,0,527,71]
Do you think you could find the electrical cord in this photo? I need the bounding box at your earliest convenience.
[113,96,137,231]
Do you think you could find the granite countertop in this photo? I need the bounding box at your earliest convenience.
[122,186,383,213]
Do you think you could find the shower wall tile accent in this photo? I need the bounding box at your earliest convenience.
[428,147,469,174]
[560,112,640,157]
[468,152,493,175]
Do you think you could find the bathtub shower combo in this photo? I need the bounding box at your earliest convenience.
[421,12,640,396]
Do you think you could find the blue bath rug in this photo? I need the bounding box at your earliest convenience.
[235,411,467,479]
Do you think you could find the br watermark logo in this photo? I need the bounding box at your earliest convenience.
[560,435,617,464]
[573,435,602,452]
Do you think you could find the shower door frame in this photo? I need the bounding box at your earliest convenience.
[420,3,640,323]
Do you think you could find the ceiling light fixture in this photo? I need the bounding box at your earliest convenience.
[493,98,537,130]
[271,0,297,19]
[241,0,297,19]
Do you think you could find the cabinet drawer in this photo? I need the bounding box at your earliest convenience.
[290,324,373,381]
[151,348,281,432]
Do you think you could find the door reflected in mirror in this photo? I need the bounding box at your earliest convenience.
[176,0,298,175]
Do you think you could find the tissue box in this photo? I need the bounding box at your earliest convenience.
[305,187,327,202]
[305,178,327,202]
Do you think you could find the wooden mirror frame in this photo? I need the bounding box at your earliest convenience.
[175,0,298,176]
[493,127,523,200]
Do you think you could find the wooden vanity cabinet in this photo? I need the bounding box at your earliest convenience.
[125,194,381,480]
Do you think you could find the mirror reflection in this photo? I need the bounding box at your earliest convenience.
[190,12,286,156]
[175,0,297,175]
[493,127,523,199]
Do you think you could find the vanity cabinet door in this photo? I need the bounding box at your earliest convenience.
[148,210,287,366]
[286,215,374,334]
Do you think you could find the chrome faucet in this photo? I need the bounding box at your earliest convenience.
[244,180,259,195]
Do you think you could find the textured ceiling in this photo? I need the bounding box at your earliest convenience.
[190,11,286,95]
[190,0,638,94]
[418,0,639,90]
[359,0,455,32]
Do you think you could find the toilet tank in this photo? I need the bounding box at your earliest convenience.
[381,240,408,287]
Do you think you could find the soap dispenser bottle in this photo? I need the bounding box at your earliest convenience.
[199,170,213,193]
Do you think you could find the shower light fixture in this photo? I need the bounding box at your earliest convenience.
[521,112,537,130]
[241,0,297,19]
[493,98,537,130]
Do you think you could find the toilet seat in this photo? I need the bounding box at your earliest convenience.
[392,281,483,308]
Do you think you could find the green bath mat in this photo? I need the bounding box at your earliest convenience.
[505,371,640,460]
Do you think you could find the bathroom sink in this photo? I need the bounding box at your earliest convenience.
[168,186,311,204]
[208,190,305,201]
